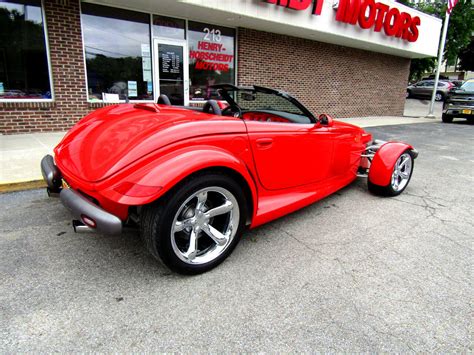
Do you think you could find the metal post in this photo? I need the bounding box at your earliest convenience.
[427,11,450,118]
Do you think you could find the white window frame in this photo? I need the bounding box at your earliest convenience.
[153,38,189,106]
[0,0,54,103]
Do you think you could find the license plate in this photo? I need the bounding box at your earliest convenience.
[462,109,472,114]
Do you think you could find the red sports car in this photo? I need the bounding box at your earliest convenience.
[41,85,417,274]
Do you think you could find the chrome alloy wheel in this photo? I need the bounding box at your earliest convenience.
[435,92,443,101]
[391,153,413,192]
[171,187,240,265]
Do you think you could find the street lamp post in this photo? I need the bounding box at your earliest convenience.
[426,4,453,118]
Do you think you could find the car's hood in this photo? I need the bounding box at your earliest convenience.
[54,104,244,182]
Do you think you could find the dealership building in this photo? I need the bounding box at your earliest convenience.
[0,0,441,134]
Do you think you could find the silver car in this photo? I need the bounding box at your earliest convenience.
[407,80,454,101]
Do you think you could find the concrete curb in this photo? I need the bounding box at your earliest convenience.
[0,180,45,194]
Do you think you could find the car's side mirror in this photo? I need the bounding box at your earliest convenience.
[318,113,334,127]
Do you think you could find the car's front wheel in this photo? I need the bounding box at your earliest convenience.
[442,113,454,123]
[435,92,444,101]
[141,173,247,274]
[368,151,414,197]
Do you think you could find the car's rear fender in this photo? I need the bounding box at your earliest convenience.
[101,145,258,212]
[368,142,416,186]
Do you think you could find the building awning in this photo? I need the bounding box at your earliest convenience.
[86,0,442,58]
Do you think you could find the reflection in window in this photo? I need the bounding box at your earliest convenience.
[188,21,235,103]
[0,0,51,100]
[153,15,185,40]
[82,4,153,101]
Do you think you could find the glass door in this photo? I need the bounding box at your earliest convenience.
[154,39,189,106]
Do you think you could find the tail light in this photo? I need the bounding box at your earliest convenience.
[81,214,97,228]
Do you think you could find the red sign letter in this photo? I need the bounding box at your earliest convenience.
[335,0,361,25]
[358,0,376,29]
[384,7,401,36]
[288,0,312,10]
[313,0,324,14]
[373,2,389,32]
[408,16,420,42]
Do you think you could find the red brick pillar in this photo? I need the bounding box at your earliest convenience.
[43,0,89,122]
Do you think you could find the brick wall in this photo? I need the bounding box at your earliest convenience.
[0,6,411,135]
[237,28,410,118]
[0,0,90,134]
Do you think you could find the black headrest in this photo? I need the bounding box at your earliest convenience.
[157,94,171,106]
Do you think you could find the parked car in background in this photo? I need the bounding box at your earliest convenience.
[442,79,474,123]
[422,74,449,81]
[449,80,464,88]
[406,80,454,101]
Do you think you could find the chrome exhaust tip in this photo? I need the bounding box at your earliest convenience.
[72,220,94,233]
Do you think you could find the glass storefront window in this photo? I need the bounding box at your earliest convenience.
[188,21,235,103]
[81,4,153,101]
[153,15,185,40]
[0,0,51,100]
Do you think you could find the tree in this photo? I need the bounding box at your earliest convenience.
[401,0,474,81]
[458,38,474,71]
[409,58,436,82]
[441,0,474,66]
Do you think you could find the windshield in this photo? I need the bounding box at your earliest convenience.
[233,90,305,115]
[460,80,474,91]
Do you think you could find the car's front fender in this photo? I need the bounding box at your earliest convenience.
[368,142,416,187]
[101,145,258,207]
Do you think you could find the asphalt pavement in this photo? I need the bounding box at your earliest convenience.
[1,122,472,352]
[403,97,443,117]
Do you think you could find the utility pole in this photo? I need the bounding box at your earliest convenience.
[426,2,454,118]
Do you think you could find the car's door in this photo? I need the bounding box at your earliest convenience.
[421,81,435,97]
[412,81,427,97]
[246,121,334,190]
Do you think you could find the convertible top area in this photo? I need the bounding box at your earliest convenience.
[156,83,316,124]
[210,84,316,123]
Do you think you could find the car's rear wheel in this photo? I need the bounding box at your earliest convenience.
[141,173,247,274]
[442,113,454,123]
[368,151,414,197]
[406,90,411,98]
[435,92,444,101]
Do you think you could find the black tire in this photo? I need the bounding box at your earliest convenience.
[368,150,415,197]
[442,114,454,123]
[435,91,444,102]
[140,173,247,275]
[406,90,411,98]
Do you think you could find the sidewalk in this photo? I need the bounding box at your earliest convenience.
[0,114,438,192]
[0,132,66,191]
